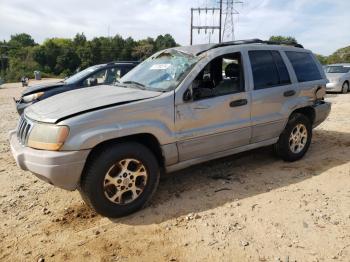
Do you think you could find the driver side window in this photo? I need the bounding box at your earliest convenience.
[192,52,244,101]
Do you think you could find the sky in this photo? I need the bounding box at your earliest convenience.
[0,0,349,55]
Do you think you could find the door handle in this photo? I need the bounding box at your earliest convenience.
[284,90,296,97]
[193,103,210,110]
[230,99,248,107]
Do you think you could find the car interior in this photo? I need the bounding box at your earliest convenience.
[192,52,244,101]
[84,68,121,87]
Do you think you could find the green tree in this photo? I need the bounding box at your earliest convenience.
[132,42,154,60]
[8,33,36,48]
[73,33,87,46]
[269,36,298,45]
[155,34,177,51]
[5,34,38,81]
[1,32,179,82]
[132,37,157,60]
[0,40,9,77]
[6,46,39,81]
[315,54,328,65]
[33,38,80,75]
[110,34,126,61]
[121,37,135,60]
[328,46,350,64]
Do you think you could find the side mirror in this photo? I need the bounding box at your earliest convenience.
[183,88,193,102]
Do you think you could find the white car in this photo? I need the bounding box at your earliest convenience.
[325,63,350,93]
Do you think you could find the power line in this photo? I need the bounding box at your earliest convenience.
[190,5,222,45]
[190,0,243,45]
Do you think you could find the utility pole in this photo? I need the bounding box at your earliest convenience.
[219,0,223,43]
[190,0,243,45]
[190,6,222,45]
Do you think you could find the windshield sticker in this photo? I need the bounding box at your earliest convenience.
[150,64,171,70]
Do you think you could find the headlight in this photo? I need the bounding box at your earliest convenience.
[329,78,339,83]
[27,123,69,151]
[22,92,44,103]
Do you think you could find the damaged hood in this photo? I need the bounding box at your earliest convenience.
[25,85,162,123]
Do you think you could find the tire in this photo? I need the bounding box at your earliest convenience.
[80,142,160,218]
[342,82,349,94]
[274,113,312,162]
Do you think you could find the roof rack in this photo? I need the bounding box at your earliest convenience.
[197,38,304,55]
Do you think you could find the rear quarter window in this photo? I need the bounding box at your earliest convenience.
[285,51,322,82]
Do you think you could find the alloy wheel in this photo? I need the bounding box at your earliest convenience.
[289,123,308,154]
[103,158,148,205]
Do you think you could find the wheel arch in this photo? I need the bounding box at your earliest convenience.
[290,106,316,125]
[82,133,165,179]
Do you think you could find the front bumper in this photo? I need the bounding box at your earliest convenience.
[313,101,331,128]
[326,82,342,92]
[9,130,90,191]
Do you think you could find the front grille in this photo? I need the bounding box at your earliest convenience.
[16,116,33,145]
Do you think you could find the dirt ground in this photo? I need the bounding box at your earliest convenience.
[0,80,349,262]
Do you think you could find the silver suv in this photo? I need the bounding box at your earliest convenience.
[10,39,331,218]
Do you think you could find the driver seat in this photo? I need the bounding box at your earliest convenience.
[214,63,241,96]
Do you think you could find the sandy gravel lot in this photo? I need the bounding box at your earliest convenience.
[0,80,349,262]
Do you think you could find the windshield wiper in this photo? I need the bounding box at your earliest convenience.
[122,81,146,90]
[114,82,127,88]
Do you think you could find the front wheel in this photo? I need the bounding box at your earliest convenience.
[274,113,312,162]
[341,82,349,94]
[80,142,160,218]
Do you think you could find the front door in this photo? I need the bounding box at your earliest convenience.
[175,52,251,161]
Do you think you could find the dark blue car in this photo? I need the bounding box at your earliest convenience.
[15,61,139,115]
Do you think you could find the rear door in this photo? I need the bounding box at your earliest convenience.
[248,49,297,143]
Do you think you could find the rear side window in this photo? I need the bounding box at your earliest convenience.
[286,51,322,82]
[249,50,291,90]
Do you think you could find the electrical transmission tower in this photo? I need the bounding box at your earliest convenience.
[190,0,243,45]
[222,0,243,42]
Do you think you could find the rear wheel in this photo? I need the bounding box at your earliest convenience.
[274,113,312,162]
[342,82,349,94]
[80,142,160,218]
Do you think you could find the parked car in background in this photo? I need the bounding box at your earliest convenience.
[10,39,330,218]
[324,63,350,93]
[15,61,139,115]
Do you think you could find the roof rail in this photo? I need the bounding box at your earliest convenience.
[197,38,304,55]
